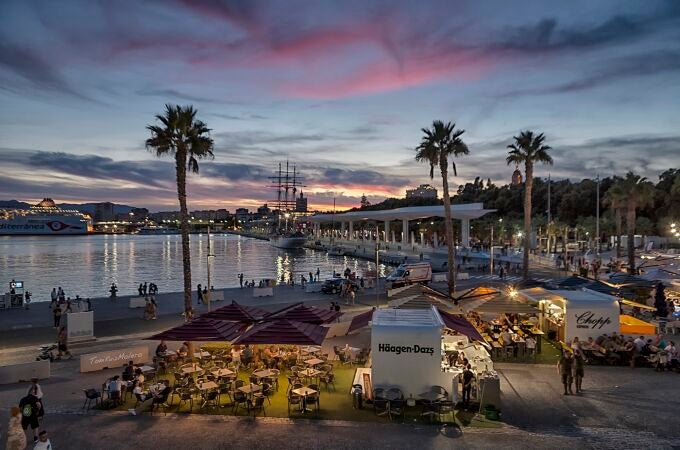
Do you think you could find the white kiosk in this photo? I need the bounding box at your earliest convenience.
[371,307,463,402]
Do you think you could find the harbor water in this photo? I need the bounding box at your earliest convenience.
[0,234,386,302]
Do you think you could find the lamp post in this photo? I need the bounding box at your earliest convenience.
[206,226,214,312]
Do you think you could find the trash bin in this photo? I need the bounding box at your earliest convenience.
[352,384,363,409]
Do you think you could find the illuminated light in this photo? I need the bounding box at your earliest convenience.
[509,288,518,298]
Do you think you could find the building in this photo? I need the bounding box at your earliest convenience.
[406,184,438,200]
[93,202,115,222]
[511,165,523,185]
[235,208,250,222]
[295,192,308,213]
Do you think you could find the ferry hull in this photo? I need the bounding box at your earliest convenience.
[269,236,307,249]
[0,217,89,235]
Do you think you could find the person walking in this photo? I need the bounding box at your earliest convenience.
[19,392,41,444]
[196,284,203,304]
[462,363,475,407]
[52,306,62,329]
[138,283,143,297]
[27,378,44,419]
[557,350,574,395]
[6,406,26,450]
[49,288,57,309]
[56,326,71,360]
[572,349,585,393]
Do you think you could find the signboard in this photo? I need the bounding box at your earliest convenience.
[80,346,149,373]
[565,303,619,341]
[67,311,94,342]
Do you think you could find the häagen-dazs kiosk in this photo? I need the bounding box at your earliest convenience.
[370,306,498,406]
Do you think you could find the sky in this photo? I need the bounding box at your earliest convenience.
[0,0,679,212]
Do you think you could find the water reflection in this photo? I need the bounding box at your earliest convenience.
[0,235,387,301]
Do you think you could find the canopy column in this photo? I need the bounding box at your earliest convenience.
[461,218,470,248]
[402,218,409,244]
[384,220,390,242]
[348,221,354,241]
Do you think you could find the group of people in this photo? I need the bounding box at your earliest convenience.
[5,378,52,450]
[196,284,215,304]
[557,348,587,395]
[573,333,678,370]
[49,288,91,324]
[138,282,159,297]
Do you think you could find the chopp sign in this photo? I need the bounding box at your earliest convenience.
[575,311,612,329]
[80,346,149,372]
[378,343,435,356]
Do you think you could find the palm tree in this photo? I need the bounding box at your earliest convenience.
[617,172,655,274]
[146,104,214,317]
[416,120,469,299]
[604,178,626,258]
[507,131,553,280]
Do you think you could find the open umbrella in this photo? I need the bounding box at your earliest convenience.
[436,308,487,345]
[146,317,245,342]
[201,301,270,323]
[267,302,341,324]
[232,319,329,345]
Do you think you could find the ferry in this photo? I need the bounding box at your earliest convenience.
[269,231,307,249]
[137,226,180,235]
[0,198,92,235]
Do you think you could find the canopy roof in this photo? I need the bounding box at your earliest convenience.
[347,308,375,334]
[620,314,656,335]
[607,272,655,288]
[201,301,270,323]
[232,319,329,345]
[306,203,494,223]
[147,317,245,342]
[620,299,656,311]
[388,284,453,309]
[554,275,591,288]
[267,302,342,324]
[436,309,487,344]
[468,296,538,314]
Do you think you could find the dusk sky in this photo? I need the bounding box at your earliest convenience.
[1,0,679,212]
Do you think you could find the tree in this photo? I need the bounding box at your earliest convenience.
[416,120,469,299]
[604,179,626,258]
[360,194,370,208]
[506,131,553,280]
[146,104,214,317]
[617,172,655,274]
[654,282,668,318]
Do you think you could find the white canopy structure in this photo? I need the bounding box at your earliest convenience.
[306,203,494,247]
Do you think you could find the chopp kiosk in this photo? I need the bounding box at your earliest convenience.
[371,307,467,402]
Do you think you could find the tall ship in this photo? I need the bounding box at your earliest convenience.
[267,162,308,249]
[0,198,92,235]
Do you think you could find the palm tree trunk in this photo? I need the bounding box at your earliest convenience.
[615,208,622,258]
[522,163,533,280]
[626,202,636,274]
[440,157,456,299]
[176,150,193,317]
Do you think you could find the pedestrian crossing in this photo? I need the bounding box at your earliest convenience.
[467,274,555,283]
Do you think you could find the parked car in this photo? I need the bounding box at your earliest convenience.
[321,278,358,294]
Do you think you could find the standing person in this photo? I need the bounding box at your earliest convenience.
[348,284,356,305]
[6,406,27,450]
[196,283,203,304]
[57,287,64,302]
[557,350,574,395]
[572,349,585,393]
[316,268,320,281]
[499,265,504,280]
[27,378,44,418]
[143,282,148,296]
[109,283,118,301]
[52,306,62,329]
[461,363,475,407]
[19,393,41,444]
[56,327,70,359]
[238,273,244,288]
[33,430,52,450]
[49,288,57,309]
[138,284,143,296]
[309,272,314,284]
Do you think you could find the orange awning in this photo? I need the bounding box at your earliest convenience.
[619,314,656,335]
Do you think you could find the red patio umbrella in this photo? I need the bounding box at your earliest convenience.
[232,319,329,346]
[436,308,488,346]
[201,301,270,323]
[347,308,375,334]
[267,302,342,324]
[146,317,246,342]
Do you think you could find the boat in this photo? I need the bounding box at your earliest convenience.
[269,231,307,249]
[0,198,92,235]
[137,226,180,235]
[267,162,307,249]
[328,246,347,256]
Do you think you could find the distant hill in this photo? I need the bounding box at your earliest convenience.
[0,199,137,214]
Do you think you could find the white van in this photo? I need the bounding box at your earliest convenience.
[386,263,432,288]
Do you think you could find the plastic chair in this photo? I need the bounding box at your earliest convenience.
[249,395,266,416]
[82,389,101,410]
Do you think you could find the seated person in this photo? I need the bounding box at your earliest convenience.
[133,369,145,387]
[122,361,135,382]
[500,328,512,346]
[155,340,168,357]
[525,336,536,351]
[108,375,123,403]
[178,342,189,357]
[241,344,254,366]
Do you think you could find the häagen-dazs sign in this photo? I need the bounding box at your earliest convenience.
[80,346,149,373]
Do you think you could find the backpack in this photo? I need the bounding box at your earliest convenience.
[22,402,33,417]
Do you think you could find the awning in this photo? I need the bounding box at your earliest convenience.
[466,295,538,314]
[267,302,342,324]
[619,299,656,311]
[436,309,487,345]
[201,301,270,323]
[232,319,329,345]
[554,275,591,288]
[347,308,375,334]
[147,318,245,342]
[620,314,656,335]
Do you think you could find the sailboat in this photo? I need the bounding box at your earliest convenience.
[268,162,307,249]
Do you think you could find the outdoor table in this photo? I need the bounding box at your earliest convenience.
[211,368,235,378]
[300,346,321,354]
[252,369,277,379]
[298,368,321,380]
[193,351,211,359]
[292,386,317,413]
[238,383,262,396]
[181,366,204,375]
[139,365,155,373]
[198,381,218,391]
[304,358,324,367]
